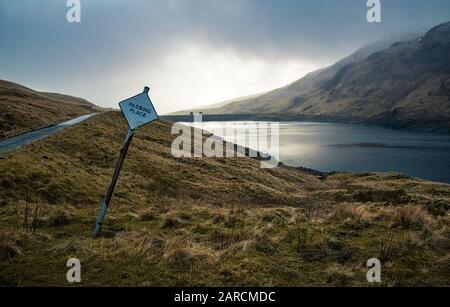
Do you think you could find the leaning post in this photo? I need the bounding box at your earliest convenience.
[93,86,159,238]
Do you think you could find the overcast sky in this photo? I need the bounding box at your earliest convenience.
[1,0,449,114]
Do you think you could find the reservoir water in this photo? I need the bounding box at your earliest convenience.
[191,121,450,184]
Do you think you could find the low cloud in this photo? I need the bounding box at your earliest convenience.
[0,0,449,112]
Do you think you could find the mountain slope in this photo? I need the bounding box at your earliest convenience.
[196,30,425,115]
[290,22,450,131]
[204,24,450,132]
[0,80,101,140]
[170,91,270,115]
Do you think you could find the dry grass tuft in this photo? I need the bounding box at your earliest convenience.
[329,204,373,228]
[393,206,433,230]
[162,238,216,265]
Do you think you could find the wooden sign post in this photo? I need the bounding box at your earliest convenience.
[93,86,159,238]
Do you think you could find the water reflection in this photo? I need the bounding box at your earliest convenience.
[187,121,450,183]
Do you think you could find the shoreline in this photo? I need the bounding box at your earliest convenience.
[169,114,450,135]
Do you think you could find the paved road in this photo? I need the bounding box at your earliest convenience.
[0,113,97,154]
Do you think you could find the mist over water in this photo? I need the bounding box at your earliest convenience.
[197,121,450,183]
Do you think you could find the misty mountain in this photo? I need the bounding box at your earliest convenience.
[212,29,426,114]
[194,23,450,132]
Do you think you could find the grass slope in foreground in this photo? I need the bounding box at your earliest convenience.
[0,80,101,140]
[0,111,449,286]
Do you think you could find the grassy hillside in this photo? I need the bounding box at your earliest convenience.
[0,80,101,140]
[0,111,449,286]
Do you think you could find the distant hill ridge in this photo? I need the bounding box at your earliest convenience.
[0,80,101,139]
[0,80,95,107]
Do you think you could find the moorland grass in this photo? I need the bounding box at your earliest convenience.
[0,112,449,287]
